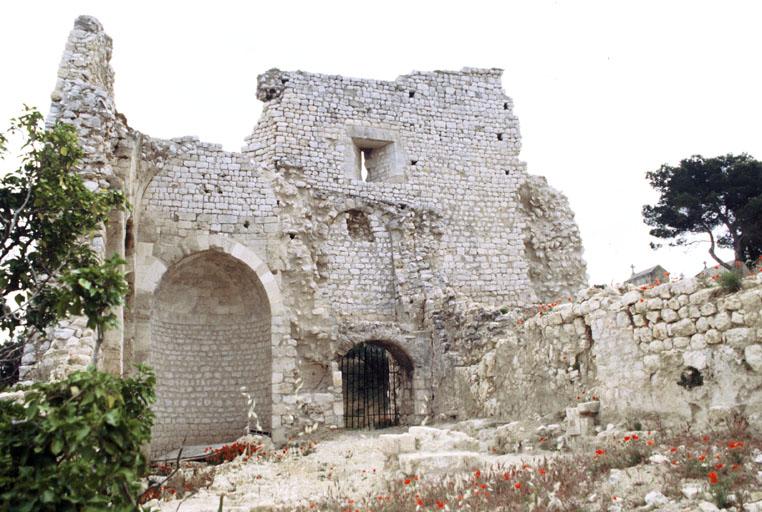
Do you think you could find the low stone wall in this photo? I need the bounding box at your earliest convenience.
[441,273,762,432]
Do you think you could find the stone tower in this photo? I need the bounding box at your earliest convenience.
[23,16,587,456]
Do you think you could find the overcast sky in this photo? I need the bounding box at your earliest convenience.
[2,0,760,284]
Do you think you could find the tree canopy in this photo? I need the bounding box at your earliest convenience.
[642,153,762,270]
[0,107,127,385]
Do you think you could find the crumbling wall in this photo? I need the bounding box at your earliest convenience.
[28,15,592,453]
[519,175,587,303]
[443,275,762,432]
[20,16,123,381]
[247,68,587,309]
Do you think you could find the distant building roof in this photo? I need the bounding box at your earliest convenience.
[626,265,669,284]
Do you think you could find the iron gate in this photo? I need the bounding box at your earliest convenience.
[340,343,401,429]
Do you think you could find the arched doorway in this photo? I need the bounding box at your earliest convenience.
[340,341,413,429]
[149,250,271,455]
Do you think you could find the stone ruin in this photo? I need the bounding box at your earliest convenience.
[20,16,762,458]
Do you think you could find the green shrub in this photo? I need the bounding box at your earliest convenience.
[718,270,743,293]
[0,365,155,511]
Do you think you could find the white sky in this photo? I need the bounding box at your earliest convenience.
[2,0,760,285]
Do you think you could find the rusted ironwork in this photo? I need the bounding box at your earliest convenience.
[340,342,400,429]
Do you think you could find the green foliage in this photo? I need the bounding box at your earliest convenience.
[718,270,743,293]
[0,365,155,511]
[0,106,127,343]
[643,154,762,268]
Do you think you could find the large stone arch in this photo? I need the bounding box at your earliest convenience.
[134,235,285,456]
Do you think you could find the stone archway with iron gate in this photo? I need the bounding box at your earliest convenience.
[339,341,414,429]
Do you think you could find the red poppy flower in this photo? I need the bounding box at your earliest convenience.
[514,482,522,490]
[595,449,606,456]
[715,463,725,470]
[708,471,719,485]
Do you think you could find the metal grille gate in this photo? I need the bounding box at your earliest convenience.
[340,343,401,429]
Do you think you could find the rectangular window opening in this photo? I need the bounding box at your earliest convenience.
[353,138,396,183]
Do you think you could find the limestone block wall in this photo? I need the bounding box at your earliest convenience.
[317,210,397,321]
[27,15,592,452]
[441,274,762,432]
[246,68,587,309]
[149,251,272,455]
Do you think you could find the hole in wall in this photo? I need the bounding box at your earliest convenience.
[288,233,296,240]
[351,137,397,183]
[360,150,369,182]
[504,170,510,176]
[346,210,375,242]
[503,102,509,110]
[497,133,504,141]
[678,366,704,390]
[409,91,415,98]
[243,220,250,229]
[125,217,135,256]
[410,160,418,166]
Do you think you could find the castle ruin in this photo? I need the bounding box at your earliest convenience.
[19,16,587,455]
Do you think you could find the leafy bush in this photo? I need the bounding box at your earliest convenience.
[0,365,155,511]
[718,270,742,293]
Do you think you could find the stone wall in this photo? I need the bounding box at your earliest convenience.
[26,15,590,453]
[149,251,271,456]
[442,274,762,432]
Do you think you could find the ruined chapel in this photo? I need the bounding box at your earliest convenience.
[21,16,588,456]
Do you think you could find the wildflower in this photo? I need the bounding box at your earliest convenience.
[479,483,487,490]
[502,472,510,481]
[715,463,725,470]
[698,454,706,462]
[416,497,424,507]
[646,439,655,446]
[624,436,631,442]
[670,447,678,453]
[404,478,412,485]
[671,460,678,465]
[514,482,522,490]
[727,441,744,449]
[703,435,710,442]
[731,464,741,471]
[632,434,639,441]
[436,500,445,509]
[474,469,481,479]
[595,449,606,456]
[538,468,546,476]
[708,471,719,485]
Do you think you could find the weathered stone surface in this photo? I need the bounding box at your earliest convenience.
[745,344,762,373]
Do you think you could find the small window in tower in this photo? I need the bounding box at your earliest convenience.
[352,138,396,183]
[343,127,407,184]
[360,150,369,182]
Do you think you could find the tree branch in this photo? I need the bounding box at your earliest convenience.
[703,224,731,270]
